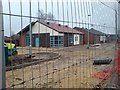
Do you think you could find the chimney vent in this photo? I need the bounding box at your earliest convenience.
[65,25,68,27]
[58,24,61,26]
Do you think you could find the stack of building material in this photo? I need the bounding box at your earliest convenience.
[91,67,113,79]
[93,59,112,65]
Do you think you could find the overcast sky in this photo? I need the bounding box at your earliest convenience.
[2,0,117,36]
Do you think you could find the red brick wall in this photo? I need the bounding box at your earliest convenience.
[106,37,111,43]
[94,35,100,44]
[78,29,94,45]
[90,33,94,44]
[98,36,100,43]
[20,33,26,47]
[78,29,88,44]
[74,28,102,44]
[19,33,51,47]
[84,31,88,44]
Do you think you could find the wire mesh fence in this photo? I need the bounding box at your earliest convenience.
[0,0,119,89]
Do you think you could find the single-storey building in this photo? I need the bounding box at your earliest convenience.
[17,21,84,48]
[106,34,116,43]
[74,27,105,44]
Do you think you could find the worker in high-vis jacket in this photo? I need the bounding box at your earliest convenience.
[4,42,18,56]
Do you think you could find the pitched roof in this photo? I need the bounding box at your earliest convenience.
[89,28,105,35]
[18,21,84,35]
[17,22,36,34]
[74,27,105,35]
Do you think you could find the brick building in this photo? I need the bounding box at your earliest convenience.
[17,21,84,48]
[74,27,105,44]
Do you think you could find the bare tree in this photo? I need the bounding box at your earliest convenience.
[47,12,54,20]
[38,10,55,22]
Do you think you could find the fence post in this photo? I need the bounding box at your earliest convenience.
[0,0,6,89]
[117,1,120,86]
[118,2,120,37]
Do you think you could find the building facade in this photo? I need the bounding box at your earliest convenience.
[74,27,105,44]
[18,21,84,48]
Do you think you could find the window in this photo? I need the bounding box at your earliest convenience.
[69,35,74,44]
[75,36,78,41]
[80,35,83,43]
[50,36,64,48]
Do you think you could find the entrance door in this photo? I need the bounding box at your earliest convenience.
[35,37,40,47]
[26,36,30,46]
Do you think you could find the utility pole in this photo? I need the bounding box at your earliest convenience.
[0,0,6,89]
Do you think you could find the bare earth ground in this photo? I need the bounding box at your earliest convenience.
[6,43,116,88]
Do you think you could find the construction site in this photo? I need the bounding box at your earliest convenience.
[0,0,120,89]
[6,44,116,88]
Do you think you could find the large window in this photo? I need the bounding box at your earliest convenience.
[50,36,64,48]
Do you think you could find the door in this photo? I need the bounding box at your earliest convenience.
[35,37,40,47]
[26,36,30,46]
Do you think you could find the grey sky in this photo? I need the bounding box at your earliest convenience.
[2,0,116,36]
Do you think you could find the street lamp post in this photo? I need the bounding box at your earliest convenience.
[104,24,106,43]
[87,14,91,48]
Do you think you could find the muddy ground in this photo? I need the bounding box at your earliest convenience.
[6,43,116,88]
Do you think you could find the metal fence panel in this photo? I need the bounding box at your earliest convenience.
[0,0,119,89]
